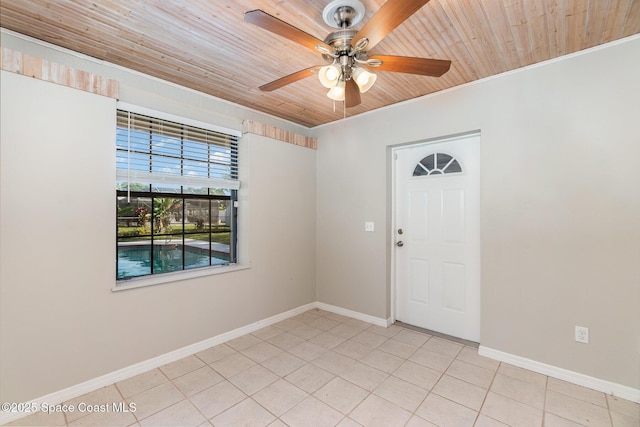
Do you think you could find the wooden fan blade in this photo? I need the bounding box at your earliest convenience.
[353,0,431,50]
[245,10,332,53]
[369,55,451,77]
[259,66,319,91]
[345,79,361,108]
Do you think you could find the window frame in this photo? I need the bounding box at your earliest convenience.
[114,103,243,290]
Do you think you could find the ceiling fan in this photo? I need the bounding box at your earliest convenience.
[244,0,451,108]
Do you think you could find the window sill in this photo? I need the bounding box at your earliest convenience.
[112,264,249,292]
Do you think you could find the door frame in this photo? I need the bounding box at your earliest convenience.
[390,131,481,331]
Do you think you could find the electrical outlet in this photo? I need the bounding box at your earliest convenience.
[575,326,589,344]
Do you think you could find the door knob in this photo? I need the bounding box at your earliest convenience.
[396,241,404,247]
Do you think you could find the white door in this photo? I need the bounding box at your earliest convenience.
[394,134,480,342]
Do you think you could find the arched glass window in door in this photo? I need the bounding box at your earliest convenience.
[413,153,462,176]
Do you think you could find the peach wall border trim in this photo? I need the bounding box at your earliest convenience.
[1,47,119,99]
[243,120,317,150]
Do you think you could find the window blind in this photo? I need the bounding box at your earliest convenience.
[116,109,239,190]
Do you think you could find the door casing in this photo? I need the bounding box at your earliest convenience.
[390,132,481,341]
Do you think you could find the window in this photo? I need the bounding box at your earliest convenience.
[413,153,462,176]
[116,107,240,282]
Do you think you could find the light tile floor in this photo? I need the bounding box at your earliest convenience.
[6,309,639,427]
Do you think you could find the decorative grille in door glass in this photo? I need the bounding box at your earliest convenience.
[413,153,462,176]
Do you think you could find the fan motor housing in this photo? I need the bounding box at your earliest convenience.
[324,29,357,52]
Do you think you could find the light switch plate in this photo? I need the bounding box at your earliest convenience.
[365,221,375,232]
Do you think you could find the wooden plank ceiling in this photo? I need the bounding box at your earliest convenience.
[1,0,638,127]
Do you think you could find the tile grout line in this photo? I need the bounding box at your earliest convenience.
[171,366,209,427]
[10,309,637,427]
[324,323,407,425]
[134,364,174,425]
[206,311,328,425]
[476,361,502,426]
[280,310,364,425]
[280,317,402,425]
[113,380,135,426]
[541,372,549,427]
[393,320,498,425]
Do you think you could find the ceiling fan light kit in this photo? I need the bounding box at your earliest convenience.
[244,0,451,109]
[352,67,377,92]
[318,63,342,88]
[327,79,346,101]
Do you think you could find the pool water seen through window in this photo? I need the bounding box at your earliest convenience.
[115,108,240,282]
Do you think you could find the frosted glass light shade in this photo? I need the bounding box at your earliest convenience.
[327,80,346,101]
[318,64,341,88]
[352,67,377,93]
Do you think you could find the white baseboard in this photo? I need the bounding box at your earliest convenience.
[1,302,391,425]
[479,345,640,403]
[0,302,317,425]
[315,302,391,327]
[5,305,637,424]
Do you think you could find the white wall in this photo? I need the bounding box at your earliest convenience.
[0,41,316,403]
[313,36,640,390]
